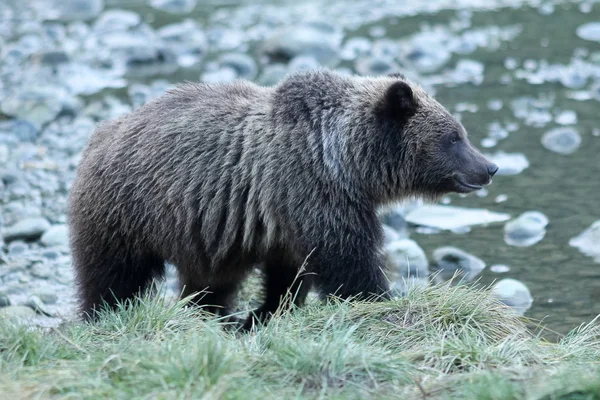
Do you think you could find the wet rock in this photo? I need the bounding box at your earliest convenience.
[149,0,197,14]
[405,205,510,231]
[158,20,207,67]
[33,292,58,305]
[288,56,320,72]
[340,37,371,61]
[569,220,600,262]
[41,225,69,247]
[1,87,76,128]
[385,239,429,282]
[4,217,51,242]
[262,22,341,67]
[431,246,485,284]
[258,64,288,86]
[491,278,533,315]
[94,9,141,33]
[484,151,529,176]
[51,0,104,21]
[29,50,70,66]
[404,36,451,73]
[555,110,577,125]
[449,59,484,85]
[25,296,53,316]
[541,127,581,155]
[490,264,510,273]
[219,53,257,80]
[576,22,600,42]
[0,293,10,307]
[0,305,36,320]
[355,56,399,76]
[7,241,28,257]
[382,225,400,245]
[504,211,549,247]
[30,263,52,279]
[201,67,237,84]
[380,207,408,233]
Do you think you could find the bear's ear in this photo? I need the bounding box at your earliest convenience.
[381,81,417,121]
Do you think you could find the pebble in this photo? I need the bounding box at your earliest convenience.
[385,239,429,282]
[1,87,71,128]
[405,205,510,231]
[41,224,70,247]
[555,110,577,125]
[4,217,51,242]
[34,292,59,305]
[149,0,198,14]
[484,151,530,176]
[52,0,104,21]
[569,220,600,262]
[491,278,533,315]
[30,263,52,279]
[382,224,400,245]
[504,211,549,247]
[0,293,11,307]
[25,296,53,316]
[0,120,38,143]
[262,23,341,67]
[576,22,600,42]
[0,305,36,320]
[431,246,486,284]
[541,127,581,155]
[490,264,511,273]
[219,53,258,80]
[355,56,400,76]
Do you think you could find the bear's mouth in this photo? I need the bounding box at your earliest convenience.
[453,178,484,193]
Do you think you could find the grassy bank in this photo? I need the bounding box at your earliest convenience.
[1,283,599,399]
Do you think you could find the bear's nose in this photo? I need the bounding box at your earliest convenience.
[487,163,499,177]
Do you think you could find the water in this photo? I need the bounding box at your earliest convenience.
[2,0,599,337]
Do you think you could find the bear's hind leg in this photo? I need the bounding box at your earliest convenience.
[74,245,166,319]
[178,272,241,320]
[242,257,312,330]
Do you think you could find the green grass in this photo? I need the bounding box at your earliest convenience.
[1,282,599,399]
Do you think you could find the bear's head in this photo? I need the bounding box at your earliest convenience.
[368,75,498,202]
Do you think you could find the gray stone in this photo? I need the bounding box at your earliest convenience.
[0,120,38,143]
[25,296,53,316]
[541,127,581,155]
[0,293,11,307]
[385,239,429,282]
[4,217,51,242]
[94,9,141,33]
[431,247,486,284]
[51,0,104,21]
[8,241,28,257]
[355,56,400,76]
[30,263,52,279]
[33,292,58,305]
[41,225,69,247]
[405,205,510,231]
[263,23,341,67]
[483,151,529,176]
[576,22,600,42]
[219,53,257,80]
[201,67,237,84]
[149,0,197,14]
[258,64,289,86]
[1,86,78,128]
[382,225,400,245]
[569,220,600,262]
[491,278,533,315]
[504,211,549,247]
[0,305,36,320]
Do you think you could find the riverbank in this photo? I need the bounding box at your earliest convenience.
[2,283,599,399]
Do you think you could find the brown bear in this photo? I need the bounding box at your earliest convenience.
[68,68,498,329]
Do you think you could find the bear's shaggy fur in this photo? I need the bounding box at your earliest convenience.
[68,68,496,328]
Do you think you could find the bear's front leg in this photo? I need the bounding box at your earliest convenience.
[308,235,391,301]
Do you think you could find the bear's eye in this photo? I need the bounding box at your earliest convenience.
[450,133,460,144]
